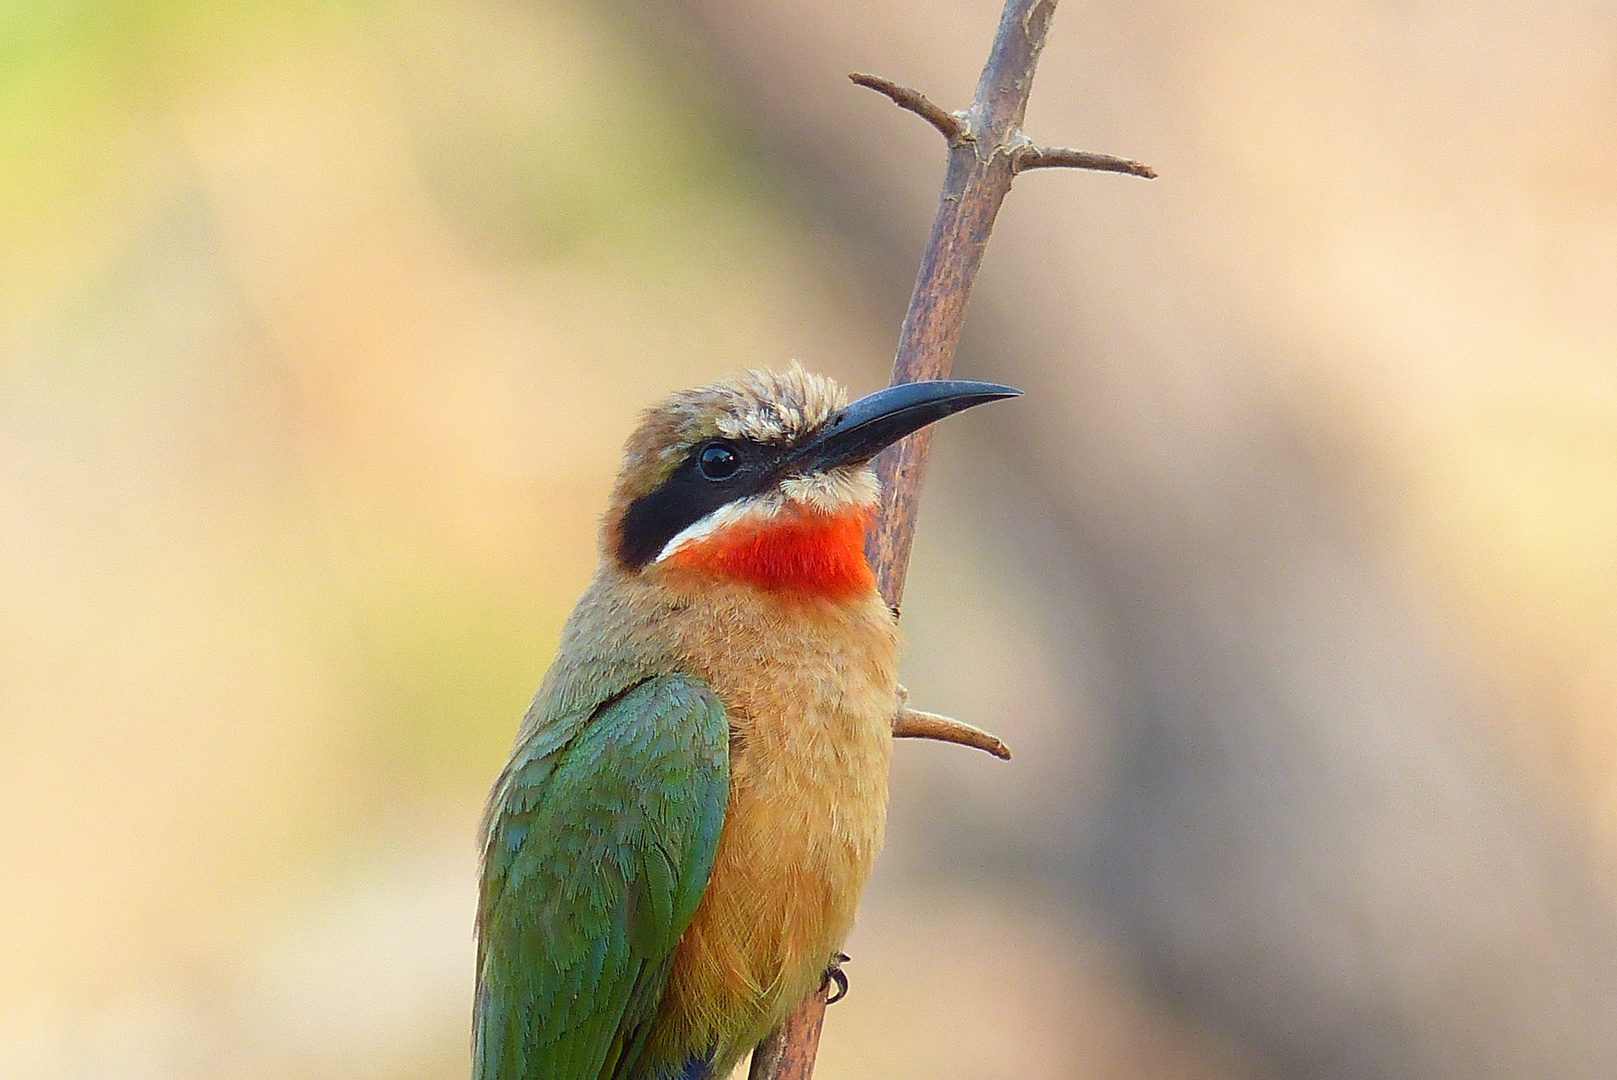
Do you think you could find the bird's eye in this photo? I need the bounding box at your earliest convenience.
[697,443,740,481]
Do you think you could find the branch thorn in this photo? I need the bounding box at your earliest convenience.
[1014,145,1156,178]
[849,72,965,144]
[893,707,1012,760]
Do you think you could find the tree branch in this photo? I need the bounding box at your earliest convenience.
[863,0,1074,606]
[745,990,827,1080]
[750,1,1143,1077]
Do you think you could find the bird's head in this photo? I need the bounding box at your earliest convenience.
[603,364,1016,600]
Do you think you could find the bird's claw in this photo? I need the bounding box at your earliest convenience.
[823,953,850,1005]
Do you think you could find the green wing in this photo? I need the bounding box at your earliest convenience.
[474,675,729,1080]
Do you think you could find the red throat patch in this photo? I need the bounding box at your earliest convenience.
[666,507,877,600]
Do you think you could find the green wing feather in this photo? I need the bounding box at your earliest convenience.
[474,675,730,1080]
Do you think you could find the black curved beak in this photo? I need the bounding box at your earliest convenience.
[787,379,1021,475]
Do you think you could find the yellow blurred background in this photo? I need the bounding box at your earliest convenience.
[2,1,1615,1077]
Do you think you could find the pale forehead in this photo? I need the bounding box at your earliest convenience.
[668,364,847,445]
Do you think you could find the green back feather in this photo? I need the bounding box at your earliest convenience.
[474,675,729,1080]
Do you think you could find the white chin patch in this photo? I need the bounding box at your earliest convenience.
[777,465,880,514]
[654,464,880,565]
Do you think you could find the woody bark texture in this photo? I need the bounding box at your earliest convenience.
[863,0,1051,604]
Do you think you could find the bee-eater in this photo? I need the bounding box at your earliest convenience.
[474,365,1016,1080]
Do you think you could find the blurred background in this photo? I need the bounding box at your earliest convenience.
[3,0,1616,1077]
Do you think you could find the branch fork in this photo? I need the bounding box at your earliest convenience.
[850,71,1156,178]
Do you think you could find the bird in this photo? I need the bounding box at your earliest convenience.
[473,364,1017,1080]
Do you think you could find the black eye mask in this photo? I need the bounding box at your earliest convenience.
[615,439,779,570]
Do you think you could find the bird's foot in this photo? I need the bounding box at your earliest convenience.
[822,953,850,1005]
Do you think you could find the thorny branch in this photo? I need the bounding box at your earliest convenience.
[848,72,1156,179]
[749,2,1152,1079]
